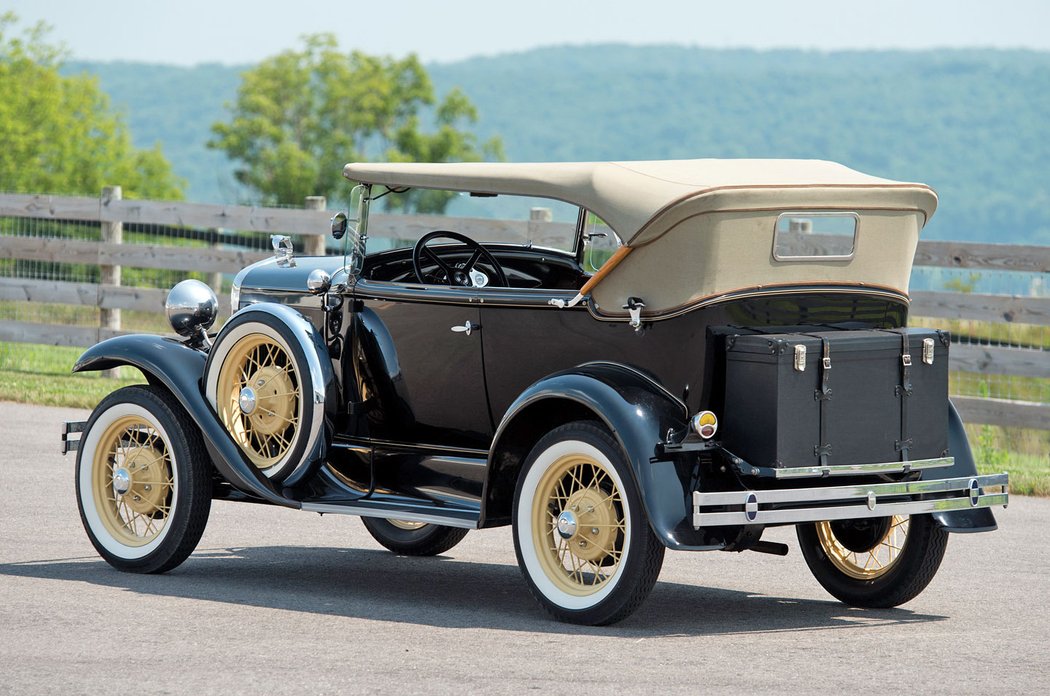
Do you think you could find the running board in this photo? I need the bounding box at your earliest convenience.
[301,499,479,529]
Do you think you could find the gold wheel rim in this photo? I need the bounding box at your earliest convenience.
[91,415,175,546]
[531,453,627,597]
[388,519,427,531]
[816,515,909,580]
[216,333,301,471]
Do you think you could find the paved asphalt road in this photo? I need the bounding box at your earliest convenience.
[1,400,1046,694]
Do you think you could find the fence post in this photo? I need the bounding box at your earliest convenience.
[100,186,122,378]
[304,196,327,256]
[528,206,553,245]
[209,230,224,303]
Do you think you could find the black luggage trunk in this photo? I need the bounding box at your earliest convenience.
[722,328,950,469]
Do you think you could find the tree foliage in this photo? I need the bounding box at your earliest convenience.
[70,46,1050,246]
[209,34,502,210]
[0,13,184,199]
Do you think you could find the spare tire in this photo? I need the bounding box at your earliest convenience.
[205,305,330,483]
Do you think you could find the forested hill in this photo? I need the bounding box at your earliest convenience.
[67,45,1050,244]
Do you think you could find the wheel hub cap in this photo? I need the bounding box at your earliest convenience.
[112,468,131,495]
[244,365,295,436]
[238,387,257,415]
[560,487,618,563]
[556,511,578,539]
[118,445,169,515]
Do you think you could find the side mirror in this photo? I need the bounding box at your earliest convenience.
[331,212,348,240]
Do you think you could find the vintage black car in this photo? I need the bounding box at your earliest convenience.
[64,159,1008,625]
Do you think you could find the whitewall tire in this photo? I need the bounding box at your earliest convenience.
[204,310,315,482]
[75,385,211,573]
[512,421,664,625]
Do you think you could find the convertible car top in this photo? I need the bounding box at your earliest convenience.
[344,159,938,317]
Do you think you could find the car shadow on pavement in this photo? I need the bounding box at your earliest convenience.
[0,544,946,636]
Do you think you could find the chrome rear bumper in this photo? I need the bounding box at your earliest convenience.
[692,473,1009,528]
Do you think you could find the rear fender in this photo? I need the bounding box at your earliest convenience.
[484,362,694,547]
[930,400,998,532]
[73,334,299,508]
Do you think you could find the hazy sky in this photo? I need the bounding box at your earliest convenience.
[7,0,1050,65]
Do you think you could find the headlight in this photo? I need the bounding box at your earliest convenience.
[165,279,218,337]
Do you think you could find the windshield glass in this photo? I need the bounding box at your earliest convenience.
[365,187,580,254]
[582,213,621,272]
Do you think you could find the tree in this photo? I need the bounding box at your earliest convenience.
[0,13,184,199]
[209,34,502,211]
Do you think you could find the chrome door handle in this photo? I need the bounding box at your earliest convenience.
[450,321,479,336]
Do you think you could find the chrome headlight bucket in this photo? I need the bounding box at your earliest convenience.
[165,279,218,338]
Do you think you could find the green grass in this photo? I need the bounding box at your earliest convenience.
[978,453,1050,497]
[968,422,1050,497]
[0,369,144,409]
[0,301,178,334]
[911,316,1050,349]
[951,371,1050,403]
[0,343,145,409]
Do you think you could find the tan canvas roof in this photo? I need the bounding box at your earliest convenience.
[342,159,938,245]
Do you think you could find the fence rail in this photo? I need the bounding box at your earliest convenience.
[0,192,334,236]
[910,291,1050,326]
[912,240,1050,274]
[1,191,1047,429]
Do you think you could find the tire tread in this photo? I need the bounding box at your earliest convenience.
[513,420,664,626]
[76,384,211,574]
[361,518,469,557]
[797,514,949,608]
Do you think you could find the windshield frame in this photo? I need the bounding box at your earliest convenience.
[346,183,590,265]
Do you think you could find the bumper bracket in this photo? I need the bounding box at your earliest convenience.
[61,421,86,455]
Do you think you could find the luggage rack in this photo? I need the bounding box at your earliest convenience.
[728,454,954,479]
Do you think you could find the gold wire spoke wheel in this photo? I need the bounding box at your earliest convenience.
[91,415,175,547]
[816,515,910,580]
[531,453,628,597]
[76,386,214,574]
[387,519,428,531]
[216,333,302,471]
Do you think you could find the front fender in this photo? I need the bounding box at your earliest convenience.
[486,362,703,548]
[930,400,998,532]
[73,334,299,509]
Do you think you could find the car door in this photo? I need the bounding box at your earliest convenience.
[350,280,491,450]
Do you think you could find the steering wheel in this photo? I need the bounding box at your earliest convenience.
[412,230,508,287]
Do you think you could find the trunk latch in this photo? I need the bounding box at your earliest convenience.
[922,337,936,365]
[793,344,806,372]
[623,297,646,332]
